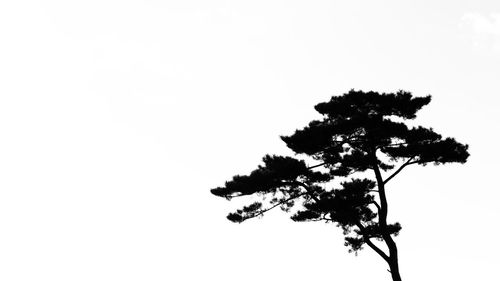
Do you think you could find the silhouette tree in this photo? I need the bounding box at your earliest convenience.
[211,90,469,281]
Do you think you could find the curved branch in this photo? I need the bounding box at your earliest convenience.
[370,201,381,213]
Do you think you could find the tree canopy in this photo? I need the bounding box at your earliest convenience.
[211,90,469,281]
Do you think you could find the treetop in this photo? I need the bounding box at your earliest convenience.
[211,89,469,280]
[211,89,469,250]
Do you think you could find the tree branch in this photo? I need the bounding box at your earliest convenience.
[356,223,389,262]
[370,201,381,213]
[295,181,321,203]
[307,162,327,170]
[240,192,308,221]
[383,156,415,185]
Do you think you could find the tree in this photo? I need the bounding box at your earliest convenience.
[211,90,469,281]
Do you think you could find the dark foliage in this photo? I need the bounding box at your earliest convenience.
[211,90,469,281]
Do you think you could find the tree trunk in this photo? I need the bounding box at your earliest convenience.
[388,256,402,281]
[384,234,403,281]
[370,149,403,281]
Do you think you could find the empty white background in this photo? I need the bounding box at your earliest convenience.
[0,1,499,280]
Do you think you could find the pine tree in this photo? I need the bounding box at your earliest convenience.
[211,90,469,281]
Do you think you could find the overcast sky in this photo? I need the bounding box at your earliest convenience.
[1,1,499,280]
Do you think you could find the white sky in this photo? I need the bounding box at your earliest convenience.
[0,1,499,280]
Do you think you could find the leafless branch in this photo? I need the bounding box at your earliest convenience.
[383,156,416,185]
